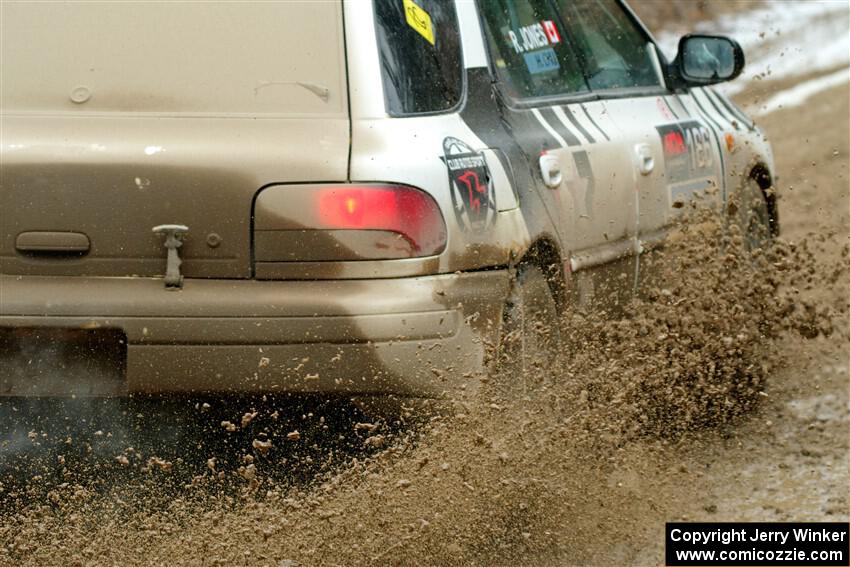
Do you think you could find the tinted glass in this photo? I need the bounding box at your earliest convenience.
[374,0,463,115]
[478,0,589,100]
[556,0,662,91]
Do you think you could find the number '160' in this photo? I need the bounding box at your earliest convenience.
[686,126,713,170]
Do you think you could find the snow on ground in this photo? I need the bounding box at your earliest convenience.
[756,65,850,116]
[656,0,850,114]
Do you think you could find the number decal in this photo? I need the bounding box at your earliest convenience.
[685,126,713,170]
[657,121,716,184]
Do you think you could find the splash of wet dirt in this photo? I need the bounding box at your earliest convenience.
[1,201,845,566]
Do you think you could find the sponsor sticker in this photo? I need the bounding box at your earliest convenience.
[523,47,560,75]
[508,20,562,54]
[403,0,435,46]
[441,137,497,232]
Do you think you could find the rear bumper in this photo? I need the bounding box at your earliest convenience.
[0,271,509,396]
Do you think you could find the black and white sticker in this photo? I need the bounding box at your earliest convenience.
[441,137,497,231]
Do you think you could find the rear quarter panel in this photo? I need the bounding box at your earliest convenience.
[344,0,534,276]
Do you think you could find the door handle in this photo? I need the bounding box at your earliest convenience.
[16,231,90,254]
[539,152,563,188]
[634,143,655,175]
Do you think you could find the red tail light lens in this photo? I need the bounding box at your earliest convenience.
[254,183,447,262]
[317,185,445,256]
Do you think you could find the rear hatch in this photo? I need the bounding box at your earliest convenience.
[0,1,349,278]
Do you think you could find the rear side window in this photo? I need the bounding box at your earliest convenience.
[555,0,662,91]
[373,0,463,115]
[478,0,588,100]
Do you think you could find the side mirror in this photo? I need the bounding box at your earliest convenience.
[674,34,744,86]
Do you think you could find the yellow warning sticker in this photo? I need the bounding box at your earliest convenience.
[403,0,435,46]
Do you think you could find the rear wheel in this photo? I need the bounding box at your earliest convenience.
[495,264,561,398]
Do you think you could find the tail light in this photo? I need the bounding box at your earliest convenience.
[254,183,447,262]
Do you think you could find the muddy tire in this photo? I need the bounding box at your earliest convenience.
[495,264,561,398]
[729,175,772,251]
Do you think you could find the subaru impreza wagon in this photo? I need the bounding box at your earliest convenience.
[0,0,776,402]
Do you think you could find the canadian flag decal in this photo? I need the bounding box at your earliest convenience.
[542,20,561,44]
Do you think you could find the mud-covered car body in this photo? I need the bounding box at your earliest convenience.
[0,0,775,398]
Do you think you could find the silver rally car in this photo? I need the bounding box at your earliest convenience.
[0,0,775,401]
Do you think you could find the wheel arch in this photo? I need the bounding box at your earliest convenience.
[516,236,568,311]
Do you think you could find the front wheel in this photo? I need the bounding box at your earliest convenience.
[729,175,772,251]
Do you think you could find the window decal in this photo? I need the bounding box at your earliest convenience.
[508,20,562,54]
[402,0,435,46]
[542,20,561,43]
[523,48,560,75]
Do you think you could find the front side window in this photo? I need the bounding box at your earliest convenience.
[373,0,463,115]
[555,0,662,91]
[478,0,589,100]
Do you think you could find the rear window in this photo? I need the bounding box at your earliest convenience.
[1,2,347,116]
[373,0,464,115]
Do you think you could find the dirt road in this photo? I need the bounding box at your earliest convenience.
[1,3,848,566]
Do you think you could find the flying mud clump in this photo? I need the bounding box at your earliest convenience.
[557,206,838,439]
